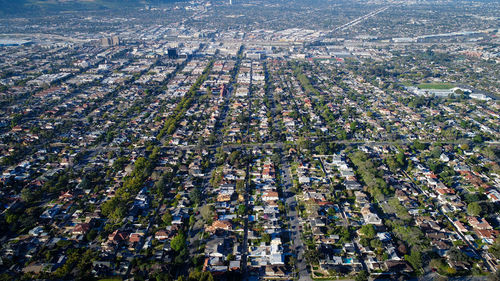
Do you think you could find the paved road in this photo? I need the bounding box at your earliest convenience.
[242,60,253,279]
[76,138,500,160]
[280,155,312,281]
[158,138,499,151]
[241,152,251,278]
[331,6,390,33]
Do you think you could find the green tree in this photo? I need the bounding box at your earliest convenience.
[189,188,202,206]
[237,204,246,216]
[162,212,173,225]
[467,202,482,217]
[86,229,98,241]
[489,242,500,259]
[20,187,35,202]
[405,250,422,273]
[187,271,214,281]
[298,137,311,151]
[201,204,215,223]
[355,270,369,281]
[360,224,376,239]
[370,239,383,250]
[171,232,186,252]
[262,233,271,243]
[226,254,235,261]
[412,140,427,151]
[236,180,245,194]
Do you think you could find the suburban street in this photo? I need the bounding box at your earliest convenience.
[280,153,312,281]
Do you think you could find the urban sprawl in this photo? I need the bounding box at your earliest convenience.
[0,0,499,280]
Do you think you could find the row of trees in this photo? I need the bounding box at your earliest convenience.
[349,151,393,201]
[157,60,214,139]
[101,154,157,223]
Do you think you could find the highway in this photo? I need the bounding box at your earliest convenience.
[331,6,390,33]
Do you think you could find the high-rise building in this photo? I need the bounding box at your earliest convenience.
[100,36,120,47]
[100,38,111,47]
[167,48,178,59]
[111,36,120,46]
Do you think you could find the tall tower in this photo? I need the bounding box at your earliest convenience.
[220,84,227,98]
[229,0,232,5]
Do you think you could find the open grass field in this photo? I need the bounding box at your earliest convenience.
[417,82,454,90]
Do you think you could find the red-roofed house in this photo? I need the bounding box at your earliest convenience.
[72,223,90,235]
[108,230,128,242]
[468,217,492,230]
[262,191,279,201]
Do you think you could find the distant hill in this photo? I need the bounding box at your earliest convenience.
[0,0,185,15]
